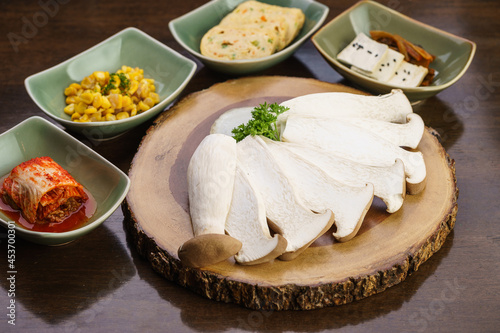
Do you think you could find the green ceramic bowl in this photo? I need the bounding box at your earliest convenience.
[311,0,476,102]
[0,117,130,245]
[25,27,197,140]
[169,0,329,75]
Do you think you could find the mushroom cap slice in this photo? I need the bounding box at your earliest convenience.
[237,135,334,259]
[187,134,237,236]
[262,137,374,242]
[279,89,413,124]
[178,234,242,268]
[225,164,287,265]
[280,114,427,193]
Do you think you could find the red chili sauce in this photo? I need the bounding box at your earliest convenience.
[0,175,97,233]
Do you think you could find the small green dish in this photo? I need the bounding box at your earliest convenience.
[169,0,329,75]
[0,117,130,246]
[311,0,476,102]
[25,27,197,140]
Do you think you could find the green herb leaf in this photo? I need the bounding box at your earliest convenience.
[231,102,289,142]
[102,72,131,95]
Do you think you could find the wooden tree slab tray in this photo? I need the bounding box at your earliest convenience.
[123,76,458,310]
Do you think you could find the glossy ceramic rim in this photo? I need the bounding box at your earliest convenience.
[24,27,197,130]
[0,116,131,243]
[312,0,476,93]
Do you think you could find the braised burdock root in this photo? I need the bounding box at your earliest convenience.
[370,30,436,85]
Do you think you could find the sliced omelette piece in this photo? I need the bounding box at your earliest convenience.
[200,25,281,60]
[220,0,304,48]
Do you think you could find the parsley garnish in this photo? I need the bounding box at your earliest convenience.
[231,102,289,142]
[102,73,130,95]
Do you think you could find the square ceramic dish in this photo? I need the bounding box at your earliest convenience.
[25,27,197,140]
[169,0,329,75]
[311,0,476,102]
[0,117,130,245]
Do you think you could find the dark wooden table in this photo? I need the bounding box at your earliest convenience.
[1,0,498,332]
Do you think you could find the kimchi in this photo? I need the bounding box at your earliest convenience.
[1,156,89,224]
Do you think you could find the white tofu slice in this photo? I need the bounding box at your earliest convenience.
[337,33,388,73]
[388,61,429,87]
[352,48,406,82]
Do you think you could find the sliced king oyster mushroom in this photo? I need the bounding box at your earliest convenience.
[337,113,425,149]
[187,133,237,236]
[279,141,406,213]
[225,163,288,265]
[261,137,374,242]
[237,135,335,260]
[280,114,426,194]
[279,89,413,124]
[180,133,242,268]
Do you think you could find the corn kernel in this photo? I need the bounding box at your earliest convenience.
[116,111,129,120]
[69,83,81,90]
[128,80,139,95]
[137,101,150,112]
[101,96,111,109]
[149,92,160,104]
[75,102,87,114]
[79,114,90,122]
[143,97,155,108]
[84,107,97,114]
[80,75,95,89]
[122,95,132,108]
[105,113,116,121]
[123,104,135,113]
[108,93,122,109]
[79,92,94,104]
[137,80,150,99]
[65,66,157,123]
[64,104,75,115]
[90,111,102,122]
[92,93,103,108]
[93,71,107,86]
[64,86,77,96]
[66,96,79,104]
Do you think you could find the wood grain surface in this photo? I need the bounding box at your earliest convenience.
[0,0,498,332]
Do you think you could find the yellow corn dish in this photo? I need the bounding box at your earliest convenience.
[63,66,160,122]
